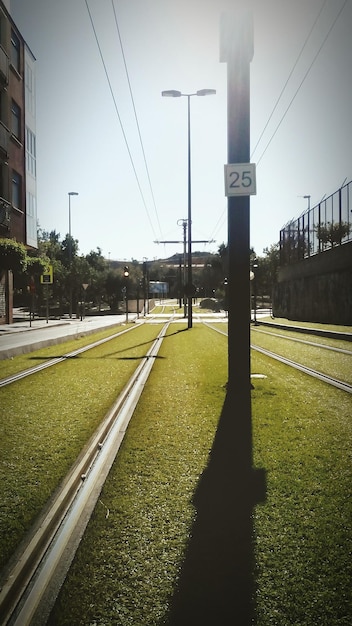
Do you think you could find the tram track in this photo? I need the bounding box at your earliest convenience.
[0,322,170,626]
[251,344,352,394]
[0,324,138,389]
[1,314,351,624]
[251,326,352,355]
[203,321,352,394]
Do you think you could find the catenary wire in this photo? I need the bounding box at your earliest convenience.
[255,0,348,167]
[250,0,328,160]
[208,1,328,251]
[111,0,163,240]
[209,0,344,251]
[84,0,159,241]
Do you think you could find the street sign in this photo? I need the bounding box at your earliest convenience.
[40,265,53,284]
[224,163,256,196]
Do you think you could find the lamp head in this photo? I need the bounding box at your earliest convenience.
[161,90,182,97]
[196,89,216,96]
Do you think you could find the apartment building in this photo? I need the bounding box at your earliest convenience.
[0,0,37,322]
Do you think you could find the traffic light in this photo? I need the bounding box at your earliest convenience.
[123,265,129,278]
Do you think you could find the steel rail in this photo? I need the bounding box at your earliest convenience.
[0,324,138,388]
[251,344,352,393]
[0,322,169,626]
[202,321,352,393]
[251,327,352,355]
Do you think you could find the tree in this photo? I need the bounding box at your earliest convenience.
[316,222,350,248]
[85,248,108,310]
[260,243,280,303]
[105,270,123,312]
[0,238,27,274]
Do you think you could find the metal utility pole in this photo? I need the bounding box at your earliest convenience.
[155,224,214,319]
[161,18,265,623]
[221,11,254,460]
[178,218,188,317]
[162,89,216,328]
[68,191,78,318]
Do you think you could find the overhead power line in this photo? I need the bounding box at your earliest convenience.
[254,0,348,166]
[111,0,163,240]
[251,0,328,160]
[84,0,159,240]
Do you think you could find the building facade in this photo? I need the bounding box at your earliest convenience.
[0,0,37,322]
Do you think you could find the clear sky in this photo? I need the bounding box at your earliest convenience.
[10,0,352,262]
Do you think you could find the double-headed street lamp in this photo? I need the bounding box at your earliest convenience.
[162,88,216,328]
[68,191,79,318]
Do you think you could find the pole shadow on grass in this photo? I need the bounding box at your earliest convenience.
[28,327,189,361]
[164,387,266,626]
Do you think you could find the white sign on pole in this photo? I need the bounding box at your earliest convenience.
[224,163,256,196]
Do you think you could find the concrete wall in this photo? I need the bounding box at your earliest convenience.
[273,242,352,325]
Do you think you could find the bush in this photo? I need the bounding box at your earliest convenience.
[199,297,221,311]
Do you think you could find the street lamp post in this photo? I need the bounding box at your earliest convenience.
[68,191,79,318]
[162,88,216,328]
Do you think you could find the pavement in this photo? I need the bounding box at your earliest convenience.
[0,307,273,360]
[0,313,132,359]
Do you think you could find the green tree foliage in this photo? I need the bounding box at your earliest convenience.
[316,221,350,248]
[0,238,27,274]
[26,226,280,314]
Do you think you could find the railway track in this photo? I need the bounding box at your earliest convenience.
[251,344,352,394]
[203,321,352,394]
[1,315,350,624]
[0,325,137,389]
[252,326,352,355]
[0,322,169,626]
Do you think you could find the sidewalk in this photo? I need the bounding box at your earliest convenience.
[0,313,130,359]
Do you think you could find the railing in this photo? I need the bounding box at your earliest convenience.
[0,196,11,230]
[0,121,9,157]
[280,180,352,265]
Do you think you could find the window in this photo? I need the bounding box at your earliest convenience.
[11,100,21,139]
[25,61,36,116]
[11,30,20,72]
[26,190,37,247]
[11,170,21,208]
[25,127,36,177]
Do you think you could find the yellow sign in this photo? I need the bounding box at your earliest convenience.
[40,265,53,284]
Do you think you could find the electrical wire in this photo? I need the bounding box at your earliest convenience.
[111,0,163,240]
[254,0,348,167]
[84,0,159,240]
[209,0,345,251]
[251,0,328,160]
[208,207,227,243]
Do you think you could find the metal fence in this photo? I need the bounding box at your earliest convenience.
[280,180,352,265]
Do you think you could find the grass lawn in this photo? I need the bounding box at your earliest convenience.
[49,324,352,625]
[0,323,163,569]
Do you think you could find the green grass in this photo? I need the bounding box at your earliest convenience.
[0,323,163,569]
[1,323,351,624]
[251,354,352,624]
[251,329,352,384]
[50,327,352,625]
[0,323,134,380]
[51,324,227,625]
[260,316,352,333]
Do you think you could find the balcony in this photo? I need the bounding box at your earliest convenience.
[0,196,11,231]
